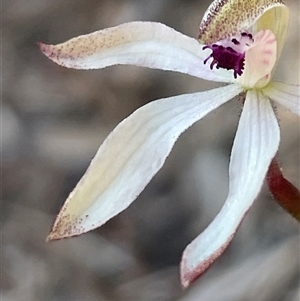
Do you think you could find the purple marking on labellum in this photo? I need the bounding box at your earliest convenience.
[203,32,254,78]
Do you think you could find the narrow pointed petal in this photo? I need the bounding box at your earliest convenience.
[263,82,300,116]
[39,22,233,83]
[47,84,242,241]
[181,90,280,287]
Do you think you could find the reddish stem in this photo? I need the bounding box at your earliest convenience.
[267,158,300,222]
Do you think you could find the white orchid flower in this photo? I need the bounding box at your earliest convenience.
[40,0,299,287]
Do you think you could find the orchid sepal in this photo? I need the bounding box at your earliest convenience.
[199,0,288,46]
[39,22,233,83]
[180,90,280,287]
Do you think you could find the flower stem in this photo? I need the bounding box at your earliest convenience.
[267,158,300,222]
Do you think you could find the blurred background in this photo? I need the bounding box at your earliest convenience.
[2,0,300,300]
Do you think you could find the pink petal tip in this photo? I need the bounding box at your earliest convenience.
[180,234,234,288]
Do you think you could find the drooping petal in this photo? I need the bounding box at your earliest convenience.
[198,0,287,44]
[180,90,280,288]
[263,82,300,116]
[39,22,233,83]
[238,29,277,88]
[47,84,242,241]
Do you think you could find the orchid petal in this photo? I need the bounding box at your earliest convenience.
[47,84,242,241]
[263,82,300,116]
[181,90,280,287]
[39,22,233,83]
